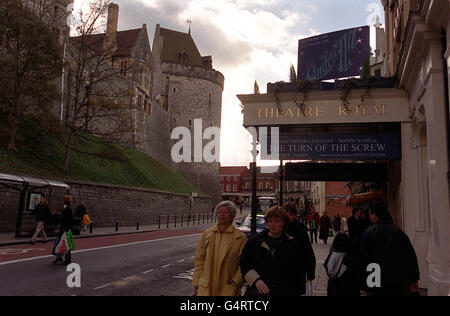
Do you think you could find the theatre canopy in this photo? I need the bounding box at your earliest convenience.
[239,85,410,127]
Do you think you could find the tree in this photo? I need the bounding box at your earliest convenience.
[61,0,138,174]
[361,59,371,80]
[289,63,297,83]
[0,0,64,151]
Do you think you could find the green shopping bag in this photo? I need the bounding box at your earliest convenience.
[329,229,334,237]
[65,230,75,251]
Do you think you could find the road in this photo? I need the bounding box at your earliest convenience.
[0,229,205,296]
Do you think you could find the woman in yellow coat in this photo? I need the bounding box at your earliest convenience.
[193,201,247,296]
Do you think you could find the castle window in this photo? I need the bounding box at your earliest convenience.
[120,61,127,76]
[178,51,189,65]
[188,120,192,127]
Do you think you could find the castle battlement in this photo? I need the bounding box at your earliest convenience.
[162,62,225,90]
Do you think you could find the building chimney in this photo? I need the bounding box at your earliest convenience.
[104,3,119,53]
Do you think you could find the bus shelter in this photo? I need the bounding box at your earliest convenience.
[0,173,70,238]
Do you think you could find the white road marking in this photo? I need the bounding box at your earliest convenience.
[0,233,202,267]
[0,248,46,255]
[94,283,111,290]
[177,259,185,263]
[142,269,154,274]
[173,268,195,280]
[161,264,171,269]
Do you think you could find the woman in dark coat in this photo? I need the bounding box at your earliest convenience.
[52,195,74,265]
[320,212,332,245]
[240,206,307,296]
[324,233,360,296]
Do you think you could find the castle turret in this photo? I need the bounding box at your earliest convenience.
[152,26,224,203]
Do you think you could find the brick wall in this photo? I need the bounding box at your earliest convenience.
[325,182,352,218]
[0,180,213,233]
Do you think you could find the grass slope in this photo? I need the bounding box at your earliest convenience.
[0,119,202,196]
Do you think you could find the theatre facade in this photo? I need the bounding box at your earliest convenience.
[239,0,449,296]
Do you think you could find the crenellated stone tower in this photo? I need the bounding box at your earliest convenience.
[152,25,224,203]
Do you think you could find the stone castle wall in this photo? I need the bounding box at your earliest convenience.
[0,180,213,233]
[141,99,173,168]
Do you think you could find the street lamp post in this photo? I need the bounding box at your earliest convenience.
[250,134,258,236]
[279,160,284,206]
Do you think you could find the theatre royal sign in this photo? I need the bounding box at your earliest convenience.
[239,88,411,127]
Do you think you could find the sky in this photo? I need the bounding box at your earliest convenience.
[72,0,386,167]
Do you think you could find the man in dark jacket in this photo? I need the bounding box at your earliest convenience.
[359,203,420,296]
[31,196,51,244]
[284,203,316,285]
[347,207,365,253]
[320,212,332,244]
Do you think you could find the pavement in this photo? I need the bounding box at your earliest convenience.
[0,209,252,247]
[310,239,333,296]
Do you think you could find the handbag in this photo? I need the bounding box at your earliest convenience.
[65,230,75,251]
[55,233,68,255]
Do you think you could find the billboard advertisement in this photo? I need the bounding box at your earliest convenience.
[298,26,370,81]
[268,133,401,160]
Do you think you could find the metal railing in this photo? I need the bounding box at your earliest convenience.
[87,214,217,234]
[157,213,216,229]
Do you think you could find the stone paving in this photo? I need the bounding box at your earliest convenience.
[311,238,333,296]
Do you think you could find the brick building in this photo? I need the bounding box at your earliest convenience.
[219,166,248,201]
[310,182,352,218]
[239,166,311,210]
[240,166,278,206]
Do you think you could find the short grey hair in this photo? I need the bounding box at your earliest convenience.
[214,201,238,218]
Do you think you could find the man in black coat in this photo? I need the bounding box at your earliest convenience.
[31,196,51,244]
[359,203,420,296]
[284,204,316,285]
[347,207,365,253]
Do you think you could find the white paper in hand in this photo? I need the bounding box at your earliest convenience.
[305,281,313,296]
